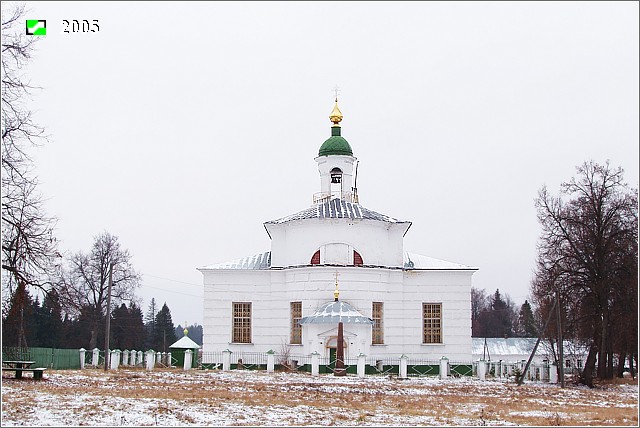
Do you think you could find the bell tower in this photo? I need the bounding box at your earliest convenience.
[314,99,359,204]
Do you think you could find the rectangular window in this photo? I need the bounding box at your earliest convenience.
[372,302,384,344]
[232,302,252,343]
[290,301,302,344]
[422,303,442,344]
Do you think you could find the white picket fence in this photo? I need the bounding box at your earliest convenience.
[79,348,560,383]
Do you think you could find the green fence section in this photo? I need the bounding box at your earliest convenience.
[2,347,80,369]
[451,363,473,377]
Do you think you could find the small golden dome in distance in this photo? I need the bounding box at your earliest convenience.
[329,99,343,126]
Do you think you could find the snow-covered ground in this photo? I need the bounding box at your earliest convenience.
[1,369,637,426]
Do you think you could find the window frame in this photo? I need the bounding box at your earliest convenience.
[290,301,302,345]
[232,302,252,344]
[422,303,442,344]
[372,301,384,345]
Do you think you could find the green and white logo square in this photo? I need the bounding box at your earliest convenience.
[26,20,46,36]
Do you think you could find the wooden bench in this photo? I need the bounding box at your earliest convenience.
[2,367,47,379]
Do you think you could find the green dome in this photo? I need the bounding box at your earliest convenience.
[318,126,353,156]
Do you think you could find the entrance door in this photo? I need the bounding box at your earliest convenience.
[328,347,337,369]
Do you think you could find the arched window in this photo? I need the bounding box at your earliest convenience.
[330,167,343,183]
[330,167,343,199]
[353,250,363,266]
[310,250,320,265]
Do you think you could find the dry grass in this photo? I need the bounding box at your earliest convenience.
[1,369,638,426]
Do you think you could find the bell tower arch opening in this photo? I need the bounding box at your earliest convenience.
[330,167,343,199]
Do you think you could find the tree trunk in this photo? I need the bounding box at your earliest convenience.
[597,309,608,379]
[617,352,626,378]
[606,342,614,379]
[89,321,98,350]
[580,342,598,387]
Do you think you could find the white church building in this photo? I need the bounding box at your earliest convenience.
[198,100,478,363]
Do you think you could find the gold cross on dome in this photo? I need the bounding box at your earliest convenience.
[332,85,341,102]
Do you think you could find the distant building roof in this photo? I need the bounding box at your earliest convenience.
[265,199,409,225]
[472,338,589,360]
[299,300,374,325]
[472,338,538,357]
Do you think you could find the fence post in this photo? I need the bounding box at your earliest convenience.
[222,349,231,371]
[357,353,366,378]
[497,360,503,379]
[266,349,275,373]
[137,351,143,366]
[79,348,86,370]
[146,350,155,370]
[478,359,487,380]
[311,351,319,376]
[92,348,100,366]
[156,351,162,364]
[549,362,558,383]
[439,356,449,379]
[110,350,119,370]
[167,352,172,367]
[132,349,138,366]
[399,354,408,379]
[122,350,129,366]
[183,350,192,371]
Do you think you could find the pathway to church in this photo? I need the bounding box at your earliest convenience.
[2,368,637,426]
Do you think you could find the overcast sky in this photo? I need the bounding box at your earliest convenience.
[9,1,639,327]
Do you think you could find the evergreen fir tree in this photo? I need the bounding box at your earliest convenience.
[2,282,35,348]
[36,290,63,348]
[128,303,147,350]
[153,303,177,353]
[111,303,130,350]
[144,298,157,350]
[518,300,537,337]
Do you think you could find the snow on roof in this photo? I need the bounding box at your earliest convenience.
[169,335,201,349]
[472,338,538,356]
[199,251,474,271]
[403,252,475,270]
[299,300,374,325]
[265,198,409,225]
[199,251,271,270]
[472,338,589,358]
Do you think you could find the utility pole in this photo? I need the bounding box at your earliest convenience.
[103,263,113,371]
[556,290,565,387]
[518,297,557,386]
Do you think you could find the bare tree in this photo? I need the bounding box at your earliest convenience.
[532,160,638,386]
[59,232,141,349]
[471,287,489,337]
[2,5,59,308]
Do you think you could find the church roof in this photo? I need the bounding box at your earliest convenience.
[318,101,353,156]
[199,251,271,270]
[403,252,475,270]
[169,335,201,350]
[319,135,353,156]
[299,300,374,325]
[198,250,474,270]
[265,199,409,225]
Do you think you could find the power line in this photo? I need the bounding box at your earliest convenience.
[142,273,203,288]
[140,284,203,299]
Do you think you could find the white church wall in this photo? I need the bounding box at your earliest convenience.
[202,266,473,362]
[268,220,406,267]
[316,155,356,197]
